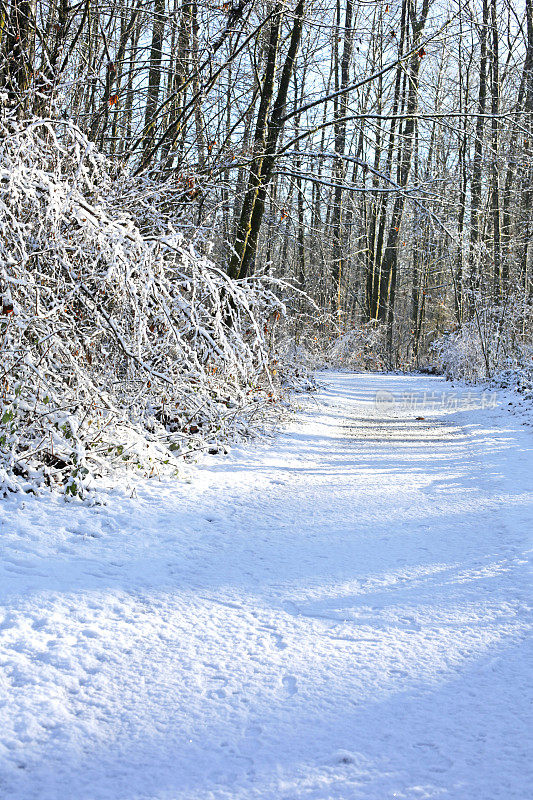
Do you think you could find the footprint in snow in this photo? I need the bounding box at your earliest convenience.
[414,742,453,772]
[282,600,300,616]
[246,722,263,737]
[78,627,100,639]
[282,675,298,695]
[272,632,287,650]
[207,687,227,700]
[261,625,287,650]
[0,613,17,631]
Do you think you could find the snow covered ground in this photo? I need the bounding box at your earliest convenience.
[1,372,531,800]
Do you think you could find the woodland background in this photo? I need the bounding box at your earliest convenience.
[0,0,532,494]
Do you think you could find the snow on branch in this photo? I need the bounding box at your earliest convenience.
[0,114,291,498]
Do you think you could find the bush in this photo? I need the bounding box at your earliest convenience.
[433,298,532,384]
[0,114,288,497]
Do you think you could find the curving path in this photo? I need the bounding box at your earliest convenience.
[0,373,531,799]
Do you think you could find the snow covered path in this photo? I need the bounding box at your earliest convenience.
[1,373,532,800]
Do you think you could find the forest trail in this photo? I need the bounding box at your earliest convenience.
[1,373,531,800]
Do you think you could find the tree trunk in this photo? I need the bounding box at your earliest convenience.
[228,0,305,281]
[330,0,354,318]
[1,0,36,110]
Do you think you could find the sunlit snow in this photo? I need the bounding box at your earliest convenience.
[1,373,531,799]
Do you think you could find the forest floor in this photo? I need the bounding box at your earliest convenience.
[1,372,531,800]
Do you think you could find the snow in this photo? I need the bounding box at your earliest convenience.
[1,372,531,800]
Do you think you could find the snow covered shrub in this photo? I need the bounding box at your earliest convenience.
[326,323,388,371]
[274,308,388,374]
[0,114,285,496]
[273,304,331,375]
[432,322,490,381]
[433,298,532,383]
